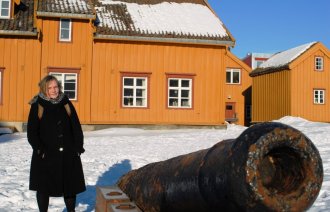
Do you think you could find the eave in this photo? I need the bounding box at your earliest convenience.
[0,30,37,36]
[36,11,95,20]
[249,65,290,77]
[93,34,235,47]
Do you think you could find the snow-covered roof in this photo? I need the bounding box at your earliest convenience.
[94,0,233,43]
[259,42,316,69]
[250,42,317,76]
[37,0,94,18]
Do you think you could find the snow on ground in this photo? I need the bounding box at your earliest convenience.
[0,116,329,211]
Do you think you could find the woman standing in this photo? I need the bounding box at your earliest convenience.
[27,75,86,212]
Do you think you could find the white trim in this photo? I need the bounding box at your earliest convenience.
[122,77,148,107]
[168,78,192,108]
[59,18,72,42]
[0,0,10,19]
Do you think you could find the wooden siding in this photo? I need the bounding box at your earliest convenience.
[252,70,291,122]
[224,53,252,126]
[91,41,227,125]
[0,37,41,122]
[291,49,330,122]
[39,18,94,123]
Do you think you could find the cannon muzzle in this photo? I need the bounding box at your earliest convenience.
[117,122,323,212]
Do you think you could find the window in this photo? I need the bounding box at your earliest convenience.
[256,61,264,68]
[226,69,241,84]
[314,89,325,104]
[315,57,324,71]
[49,72,78,100]
[168,78,192,108]
[59,19,72,42]
[122,76,148,107]
[0,0,10,18]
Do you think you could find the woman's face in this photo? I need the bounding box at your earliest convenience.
[46,80,59,99]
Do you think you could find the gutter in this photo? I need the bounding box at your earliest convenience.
[0,30,38,36]
[94,34,235,47]
[36,11,95,20]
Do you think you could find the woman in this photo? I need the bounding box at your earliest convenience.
[27,75,86,212]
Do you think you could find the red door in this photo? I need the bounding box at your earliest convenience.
[225,102,237,122]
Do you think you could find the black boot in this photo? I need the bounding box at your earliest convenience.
[64,195,76,212]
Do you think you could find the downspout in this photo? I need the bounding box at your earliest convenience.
[89,4,97,124]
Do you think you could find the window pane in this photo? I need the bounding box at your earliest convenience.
[65,91,75,99]
[181,80,190,87]
[226,72,231,83]
[136,98,145,106]
[124,88,133,96]
[124,78,134,86]
[61,19,70,28]
[233,72,240,83]
[136,78,145,86]
[181,90,189,98]
[65,74,76,82]
[1,9,8,16]
[169,98,178,106]
[136,89,145,97]
[226,105,233,110]
[169,89,178,97]
[61,30,70,39]
[2,1,9,8]
[64,83,75,90]
[169,79,178,87]
[124,97,133,106]
[181,99,190,107]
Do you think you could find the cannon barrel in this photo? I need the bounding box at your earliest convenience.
[117,122,323,212]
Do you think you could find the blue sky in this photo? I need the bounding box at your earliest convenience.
[208,0,330,58]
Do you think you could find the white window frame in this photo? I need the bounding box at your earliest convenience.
[59,19,72,42]
[226,68,241,84]
[49,72,78,100]
[315,57,324,71]
[0,0,10,19]
[168,78,192,108]
[314,89,325,104]
[122,77,148,108]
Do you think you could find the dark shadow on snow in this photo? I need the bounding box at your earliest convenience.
[73,159,132,212]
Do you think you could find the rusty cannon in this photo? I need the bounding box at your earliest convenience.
[117,122,323,212]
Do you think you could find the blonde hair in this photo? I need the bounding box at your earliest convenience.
[38,75,62,96]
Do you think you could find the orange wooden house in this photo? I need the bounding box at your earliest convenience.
[0,0,251,131]
[250,42,330,123]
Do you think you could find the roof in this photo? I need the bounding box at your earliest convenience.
[250,42,317,77]
[37,0,95,19]
[0,0,36,36]
[93,0,234,44]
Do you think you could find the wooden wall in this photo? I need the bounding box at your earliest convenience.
[0,37,41,122]
[39,18,94,123]
[291,48,330,122]
[224,52,252,126]
[252,70,291,122]
[91,41,228,125]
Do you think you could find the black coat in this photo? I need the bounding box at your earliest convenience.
[27,95,86,197]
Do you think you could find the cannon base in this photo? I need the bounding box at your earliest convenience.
[95,185,142,212]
